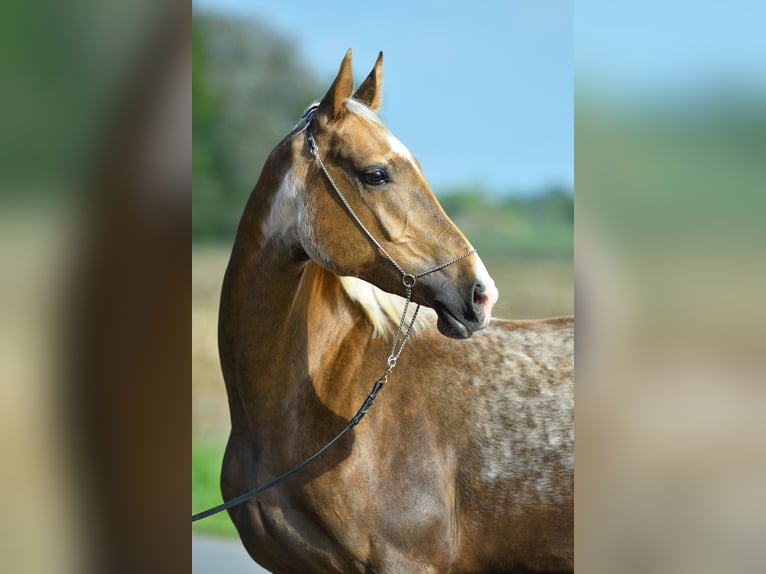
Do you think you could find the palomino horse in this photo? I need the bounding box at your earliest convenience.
[218,50,573,573]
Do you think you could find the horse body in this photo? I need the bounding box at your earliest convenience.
[218,51,573,573]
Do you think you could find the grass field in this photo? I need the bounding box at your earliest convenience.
[192,242,573,536]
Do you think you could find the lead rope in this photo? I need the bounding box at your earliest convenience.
[192,107,475,522]
[192,281,418,523]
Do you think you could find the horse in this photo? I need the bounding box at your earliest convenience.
[218,50,573,573]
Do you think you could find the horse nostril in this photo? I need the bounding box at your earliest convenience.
[473,280,488,308]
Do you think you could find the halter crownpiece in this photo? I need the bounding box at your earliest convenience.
[303,104,320,155]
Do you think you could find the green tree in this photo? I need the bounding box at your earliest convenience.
[192,11,321,240]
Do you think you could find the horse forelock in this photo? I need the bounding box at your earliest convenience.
[344,99,419,168]
[345,97,383,125]
[339,275,435,338]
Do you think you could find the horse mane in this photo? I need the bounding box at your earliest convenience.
[339,276,433,338]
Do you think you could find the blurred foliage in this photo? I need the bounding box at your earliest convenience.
[192,438,238,537]
[193,10,321,240]
[1,2,168,195]
[440,187,574,259]
[576,93,766,252]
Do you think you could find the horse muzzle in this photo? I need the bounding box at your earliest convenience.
[434,273,498,339]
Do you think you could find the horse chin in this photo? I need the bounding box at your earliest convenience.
[436,309,472,340]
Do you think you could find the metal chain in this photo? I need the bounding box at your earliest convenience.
[386,282,418,368]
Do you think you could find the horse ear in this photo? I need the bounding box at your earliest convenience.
[318,49,354,120]
[353,51,383,111]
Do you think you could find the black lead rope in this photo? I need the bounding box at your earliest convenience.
[192,281,418,523]
[192,370,390,522]
[192,279,418,523]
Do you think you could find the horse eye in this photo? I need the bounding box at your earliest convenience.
[362,167,388,186]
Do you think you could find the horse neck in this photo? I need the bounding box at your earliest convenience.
[219,143,369,403]
[221,133,307,329]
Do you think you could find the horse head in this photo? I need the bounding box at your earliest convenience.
[269,50,498,339]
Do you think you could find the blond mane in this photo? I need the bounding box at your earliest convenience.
[339,276,435,338]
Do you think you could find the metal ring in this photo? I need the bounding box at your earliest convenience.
[402,274,416,288]
[386,356,397,369]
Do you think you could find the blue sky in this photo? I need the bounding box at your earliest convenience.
[193,0,573,196]
[575,1,766,100]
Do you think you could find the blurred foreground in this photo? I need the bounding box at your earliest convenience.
[575,105,766,571]
[575,7,766,566]
[1,1,190,573]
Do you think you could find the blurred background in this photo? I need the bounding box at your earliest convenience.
[575,2,766,573]
[191,0,574,540]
